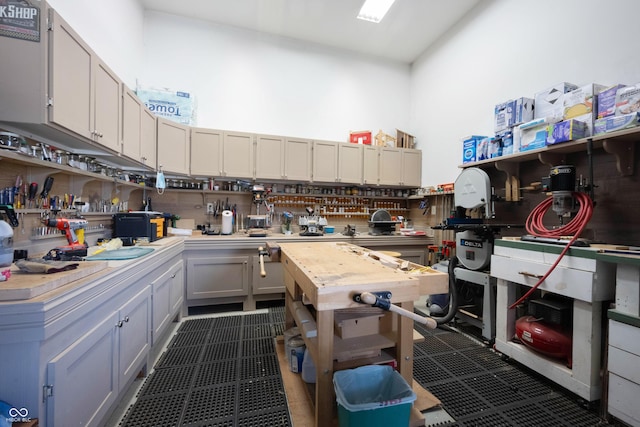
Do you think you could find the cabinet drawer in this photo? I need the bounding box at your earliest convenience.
[609,320,640,357]
[608,373,640,425]
[609,346,640,384]
[491,255,607,302]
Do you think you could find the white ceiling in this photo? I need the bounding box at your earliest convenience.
[137,0,480,63]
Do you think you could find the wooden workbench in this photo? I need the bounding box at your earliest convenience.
[278,241,448,427]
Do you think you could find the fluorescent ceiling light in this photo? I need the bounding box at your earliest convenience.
[357,0,395,23]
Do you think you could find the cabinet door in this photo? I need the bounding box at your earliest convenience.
[118,286,151,392]
[191,128,223,176]
[338,143,363,185]
[93,59,121,152]
[255,134,284,180]
[122,86,142,161]
[223,131,254,179]
[46,312,119,427]
[284,137,312,182]
[170,261,185,314]
[140,107,157,167]
[252,255,285,295]
[49,10,93,140]
[363,145,379,186]
[157,118,190,174]
[402,149,422,187]
[312,140,338,183]
[378,147,403,186]
[152,261,182,345]
[186,256,249,299]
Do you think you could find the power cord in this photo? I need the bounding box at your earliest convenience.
[508,192,594,310]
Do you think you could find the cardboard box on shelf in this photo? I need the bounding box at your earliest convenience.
[615,83,640,116]
[494,100,515,133]
[534,82,579,121]
[496,130,514,155]
[514,97,534,126]
[476,136,492,161]
[597,84,626,118]
[396,129,415,148]
[563,83,607,120]
[461,135,486,164]
[594,112,640,135]
[547,119,587,145]
[349,130,372,145]
[516,118,548,152]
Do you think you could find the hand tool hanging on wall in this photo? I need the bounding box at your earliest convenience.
[27,182,38,208]
[354,291,438,329]
[40,176,54,209]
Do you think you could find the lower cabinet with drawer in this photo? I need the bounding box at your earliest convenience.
[491,239,615,402]
[607,316,640,426]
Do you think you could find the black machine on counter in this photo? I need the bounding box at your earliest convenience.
[299,207,327,236]
[113,211,165,244]
[368,209,400,235]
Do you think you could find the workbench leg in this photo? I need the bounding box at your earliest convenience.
[397,301,415,386]
[315,309,335,427]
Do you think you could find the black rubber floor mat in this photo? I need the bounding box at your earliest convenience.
[119,312,291,427]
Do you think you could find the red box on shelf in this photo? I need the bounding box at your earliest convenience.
[349,131,372,145]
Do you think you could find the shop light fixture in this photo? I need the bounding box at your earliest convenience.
[357,0,395,23]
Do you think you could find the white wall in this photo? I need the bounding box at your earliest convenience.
[411,0,640,186]
[46,0,145,88]
[140,12,411,141]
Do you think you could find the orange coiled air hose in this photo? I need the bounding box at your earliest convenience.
[508,192,594,310]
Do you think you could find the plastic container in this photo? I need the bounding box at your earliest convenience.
[0,220,13,268]
[288,336,305,373]
[333,365,416,427]
[301,348,316,383]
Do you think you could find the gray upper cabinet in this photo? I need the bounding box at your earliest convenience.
[284,137,312,182]
[49,10,121,153]
[191,128,223,176]
[157,118,190,175]
[378,147,422,187]
[223,131,254,179]
[255,134,285,180]
[338,142,363,185]
[122,85,157,167]
[363,145,379,186]
[312,140,338,183]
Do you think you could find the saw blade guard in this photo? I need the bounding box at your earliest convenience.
[454,168,493,219]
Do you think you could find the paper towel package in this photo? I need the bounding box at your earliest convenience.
[597,84,626,118]
[594,112,640,135]
[547,119,587,145]
[615,83,640,116]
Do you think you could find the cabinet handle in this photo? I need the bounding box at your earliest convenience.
[116,321,123,328]
[518,271,543,279]
[124,316,129,322]
[171,273,176,279]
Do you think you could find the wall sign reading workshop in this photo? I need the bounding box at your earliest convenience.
[0,0,40,42]
[136,85,196,126]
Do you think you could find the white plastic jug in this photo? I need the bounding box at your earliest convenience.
[0,220,14,267]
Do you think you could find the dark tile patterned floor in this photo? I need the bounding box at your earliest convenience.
[118,305,612,427]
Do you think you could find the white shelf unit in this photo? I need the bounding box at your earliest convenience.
[491,239,616,401]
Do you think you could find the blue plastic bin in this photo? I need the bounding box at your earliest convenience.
[333,365,416,427]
